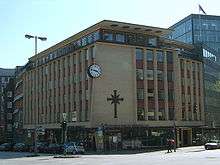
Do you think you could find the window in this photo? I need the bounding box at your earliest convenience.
[136,35,145,45]
[116,33,125,42]
[127,34,136,44]
[5,77,9,83]
[136,48,143,60]
[137,108,145,120]
[137,88,144,100]
[157,70,163,81]
[103,32,113,41]
[157,51,164,62]
[158,90,165,100]
[168,91,174,101]
[146,50,154,61]
[136,69,144,80]
[169,108,174,120]
[148,89,154,100]
[146,69,154,80]
[1,77,5,83]
[93,31,100,41]
[148,37,157,46]
[159,109,165,120]
[167,71,173,81]
[166,51,173,63]
[148,109,155,120]
[82,37,88,46]
[87,34,93,44]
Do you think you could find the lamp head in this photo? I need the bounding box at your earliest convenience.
[25,34,34,39]
[38,37,47,41]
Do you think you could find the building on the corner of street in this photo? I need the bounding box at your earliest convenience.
[0,68,15,143]
[168,14,220,139]
[2,76,15,143]
[22,20,205,150]
[13,66,25,143]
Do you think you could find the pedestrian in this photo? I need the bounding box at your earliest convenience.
[167,139,172,153]
[171,139,176,152]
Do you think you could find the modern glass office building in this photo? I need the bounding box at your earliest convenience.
[168,14,220,128]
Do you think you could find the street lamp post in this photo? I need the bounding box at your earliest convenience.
[25,34,47,55]
[25,34,47,155]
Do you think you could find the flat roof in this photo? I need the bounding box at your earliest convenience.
[30,20,171,60]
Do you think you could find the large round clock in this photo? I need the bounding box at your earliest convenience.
[88,64,102,78]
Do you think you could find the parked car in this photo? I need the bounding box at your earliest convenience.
[30,142,48,153]
[64,142,85,154]
[47,143,63,154]
[0,143,13,151]
[13,143,28,152]
[205,140,220,150]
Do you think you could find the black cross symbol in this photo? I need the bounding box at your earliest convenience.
[107,90,124,118]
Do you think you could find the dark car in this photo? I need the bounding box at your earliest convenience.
[205,140,220,150]
[0,143,13,151]
[64,142,85,154]
[30,142,48,153]
[13,143,29,152]
[47,143,63,154]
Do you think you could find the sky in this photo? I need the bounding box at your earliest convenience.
[1,0,220,68]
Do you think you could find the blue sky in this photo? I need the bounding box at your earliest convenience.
[1,0,219,68]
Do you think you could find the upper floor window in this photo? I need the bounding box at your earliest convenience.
[103,32,113,41]
[146,69,154,80]
[137,108,145,121]
[137,88,144,100]
[167,71,173,82]
[116,33,125,43]
[136,48,143,60]
[93,31,100,41]
[136,69,144,80]
[146,50,154,61]
[157,51,164,62]
[166,51,173,64]
[158,90,165,100]
[127,34,136,44]
[157,70,164,81]
[148,37,157,46]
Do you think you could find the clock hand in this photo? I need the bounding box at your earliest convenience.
[91,69,99,73]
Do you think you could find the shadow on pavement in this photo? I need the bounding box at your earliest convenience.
[0,151,32,159]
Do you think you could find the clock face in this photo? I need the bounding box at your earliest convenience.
[88,64,102,78]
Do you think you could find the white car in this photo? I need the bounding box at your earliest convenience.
[205,140,220,150]
[64,142,85,154]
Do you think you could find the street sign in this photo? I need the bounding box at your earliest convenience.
[63,113,67,121]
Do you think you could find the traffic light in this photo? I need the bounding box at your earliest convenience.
[61,121,67,131]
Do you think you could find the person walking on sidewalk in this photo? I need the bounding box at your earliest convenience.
[171,139,176,152]
[167,139,172,153]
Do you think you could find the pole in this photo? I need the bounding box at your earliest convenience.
[35,36,37,55]
[34,36,37,155]
[173,120,176,152]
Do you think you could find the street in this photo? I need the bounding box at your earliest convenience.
[0,146,220,165]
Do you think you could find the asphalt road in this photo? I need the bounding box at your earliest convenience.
[0,146,220,165]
